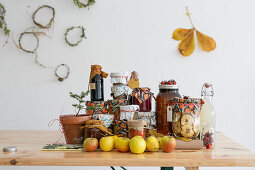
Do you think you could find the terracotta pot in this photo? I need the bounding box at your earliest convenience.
[60,114,92,144]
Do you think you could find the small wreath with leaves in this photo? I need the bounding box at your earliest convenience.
[55,64,70,82]
[73,0,95,8]
[32,5,55,29]
[18,32,39,53]
[0,3,10,45]
[64,26,86,47]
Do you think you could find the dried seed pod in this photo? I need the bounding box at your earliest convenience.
[173,28,193,41]
[178,29,195,56]
[196,30,216,52]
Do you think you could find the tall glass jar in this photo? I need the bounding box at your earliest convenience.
[201,123,215,149]
[156,80,181,135]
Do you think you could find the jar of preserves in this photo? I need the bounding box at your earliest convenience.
[172,97,204,139]
[110,72,130,100]
[89,65,108,101]
[156,80,181,135]
[201,123,215,149]
[127,119,146,138]
[131,87,153,112]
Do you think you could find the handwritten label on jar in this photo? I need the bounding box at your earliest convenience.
[90,83,95,90]
[167,106,172,122]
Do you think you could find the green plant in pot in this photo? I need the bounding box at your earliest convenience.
[60,91,91,144]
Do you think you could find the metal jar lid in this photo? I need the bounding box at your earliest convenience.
[159,84,179,90]
[3,146,17,152]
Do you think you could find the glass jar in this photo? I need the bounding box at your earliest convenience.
[131,87,152,112]
[127,120,146,138]
[201,123,215,148]
[172,97,203,139]
[156,80,181,135]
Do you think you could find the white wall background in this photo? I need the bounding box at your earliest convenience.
[0,0,255,170]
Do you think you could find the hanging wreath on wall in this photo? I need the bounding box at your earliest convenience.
[73,0,95,8]
[64,26,86,47]
[32,5,55,29]
[0,3,10,46]
[55,64,70,81]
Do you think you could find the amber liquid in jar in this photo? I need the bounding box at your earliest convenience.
[156,86,181,135]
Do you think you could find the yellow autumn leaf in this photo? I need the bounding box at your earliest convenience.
[178,29,195,56]
[172,28,193,41]
[196,30,216,52]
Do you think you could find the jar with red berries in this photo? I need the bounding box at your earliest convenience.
[156,80,182,135]
[201,123,215,149]
[131,87,153,112]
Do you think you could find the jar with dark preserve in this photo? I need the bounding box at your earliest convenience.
[127,119,146,138]
[156,80,181,135]
[89,65,108,101]
[131,87,152,112]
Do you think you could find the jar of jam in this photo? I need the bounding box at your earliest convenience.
[131,87,152,112]
[127,119,146,138]
[155,80,181,135]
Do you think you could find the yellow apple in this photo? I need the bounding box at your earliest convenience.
[129,136,146,154]
[99,136,114,152]
[146,136,159,152]
[115,137,130,152]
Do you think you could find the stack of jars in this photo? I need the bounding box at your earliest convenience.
[84,65,113,141]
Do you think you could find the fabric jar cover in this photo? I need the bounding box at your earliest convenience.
[92,114,114,128]
[85,101,108,115]
[113,120,128,137]
[119,105,139,120]
[137,111,156,129]
[111,84,131,98]
[107,99,129,120]
[110,72,129,84]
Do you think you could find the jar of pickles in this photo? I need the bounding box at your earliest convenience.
[127,119,147,138]
[131,87,153,112]
[172,97,204,139]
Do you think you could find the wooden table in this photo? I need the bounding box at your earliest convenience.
[0,131,255,170]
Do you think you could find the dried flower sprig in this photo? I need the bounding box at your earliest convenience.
[172,7,216,57]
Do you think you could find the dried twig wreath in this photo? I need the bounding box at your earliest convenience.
[64,26,86,47]
[0,3,10,46]
[32,5,55,29]
[73,0,95,8]
[13,31,48,68]
[55,64,70,81]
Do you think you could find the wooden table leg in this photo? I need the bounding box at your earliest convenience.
[161,167,174,170]
[185,167,199,170]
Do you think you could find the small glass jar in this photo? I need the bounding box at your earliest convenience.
[127,120,146,138]
[201,123,215,148]
[131,87,152,112]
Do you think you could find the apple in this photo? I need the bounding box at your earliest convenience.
[100,136,114,152]
[160,136,176,153]
[146,136,159,152]
[115,137,130,152]
[83,138,98,152]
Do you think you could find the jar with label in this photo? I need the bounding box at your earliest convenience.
[201,123,215,149]
[131,87,153,112]
[155,80,181,135]
[127,119,147,138]
[89,65,108,101]
[172,97,204,139]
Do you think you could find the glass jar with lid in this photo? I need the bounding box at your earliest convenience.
[155,80,181,135]
[201,123,215,149]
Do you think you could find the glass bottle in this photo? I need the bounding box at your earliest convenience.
[156,80,181,135]
[200,83,216,132]
[90,74,104,101]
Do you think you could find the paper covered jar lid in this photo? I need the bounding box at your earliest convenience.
[120,105,140,112]
[110,72,129,84]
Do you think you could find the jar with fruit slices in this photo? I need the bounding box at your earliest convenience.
[171,97,204,139]
[155,80,181,135]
